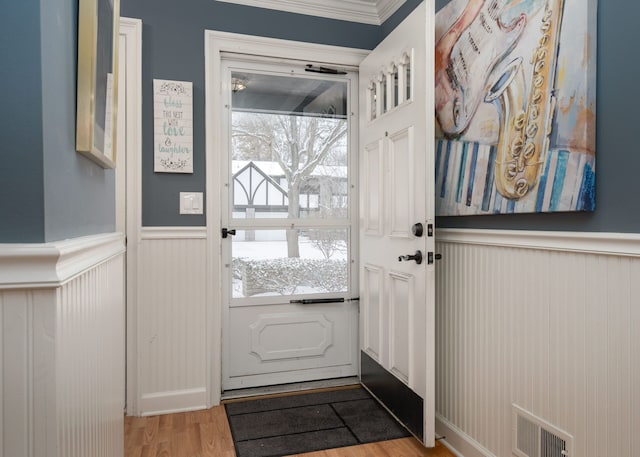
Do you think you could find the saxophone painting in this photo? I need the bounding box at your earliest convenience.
[434,0,597,215]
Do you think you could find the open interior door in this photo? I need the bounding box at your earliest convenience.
[358,1,436,446]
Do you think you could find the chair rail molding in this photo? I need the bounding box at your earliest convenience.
[0,232,126,289]
[437,228,640,257]
[141,226,208,240]
[214,0,406,25]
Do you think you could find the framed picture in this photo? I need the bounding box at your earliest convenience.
[434,0,597,216]
[76,0,120,169]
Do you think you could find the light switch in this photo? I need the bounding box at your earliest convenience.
[180,192,203,215]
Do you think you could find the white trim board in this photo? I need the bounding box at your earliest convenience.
[214,0,406,25]
[139,388,208,417]
[206,30,369,67]
[120,16,144,417]
[141,227,208,240]
[205,30,368,406]
[437,228,640,257]
[436,415,495,457]
[0,233,126,289]
[120,17,143,251]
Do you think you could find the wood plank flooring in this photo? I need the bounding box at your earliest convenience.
[125,397,455,457]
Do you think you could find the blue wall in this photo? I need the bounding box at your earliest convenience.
[127,0,639,233]
[4,1,635,239]
[0,0,116,243]
[0,1,45,243]
[41,0,115,242]
[120,0,381,227]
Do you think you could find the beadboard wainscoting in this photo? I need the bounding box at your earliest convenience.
[134,227,208,416]
[434,229,640,457]
[0,233,125,457]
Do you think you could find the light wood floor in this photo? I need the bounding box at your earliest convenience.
[125,390,455,457]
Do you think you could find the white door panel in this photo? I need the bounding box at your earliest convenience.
[388,270,414,384]
[363,141,384,236]
[388,127,415,238]
[362,264,384,361]
[225,302,358,389]
[359,1,435,446]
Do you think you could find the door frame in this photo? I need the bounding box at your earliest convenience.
[219,57,360,391]
[118,17,143,416]
[204,31,368,405]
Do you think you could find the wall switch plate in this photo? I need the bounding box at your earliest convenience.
[180,192,203,215]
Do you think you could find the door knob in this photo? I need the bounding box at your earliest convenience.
[412,223,424,237]
[398,250,423,264]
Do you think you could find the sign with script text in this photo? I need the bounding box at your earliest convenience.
[153,79,193,173]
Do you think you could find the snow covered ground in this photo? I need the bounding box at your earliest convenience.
[232,238,347,261]
[231,238,348,298]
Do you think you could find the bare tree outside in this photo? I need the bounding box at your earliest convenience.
[232,112,348,257]
[308,228,347,260]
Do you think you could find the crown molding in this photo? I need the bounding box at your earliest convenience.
[215,0,406,25]
[0,233,126,289]
[375,0,406,23]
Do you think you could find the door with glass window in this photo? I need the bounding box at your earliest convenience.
[220,59,359,391]
[358,2,435,446]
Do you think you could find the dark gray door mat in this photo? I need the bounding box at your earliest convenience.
[225,387,411,457]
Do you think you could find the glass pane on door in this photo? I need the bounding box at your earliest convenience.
[230,72,349,219]
[231,228,349,298]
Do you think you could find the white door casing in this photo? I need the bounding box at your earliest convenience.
[116,33,126,235]
[358,2,436,446]
[118,17,143,416]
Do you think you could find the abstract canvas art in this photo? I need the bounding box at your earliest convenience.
[435,0,597,215]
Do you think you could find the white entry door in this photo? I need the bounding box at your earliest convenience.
[220,59,360,391]
[358,2,436,446]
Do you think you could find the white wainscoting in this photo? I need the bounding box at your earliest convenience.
[135,227,208,416]
[435,229,640,457]
[0,233,125,457]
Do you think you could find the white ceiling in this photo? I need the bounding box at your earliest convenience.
[215,0,407,25]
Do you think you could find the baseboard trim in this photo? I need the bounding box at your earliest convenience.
[437,228,640,257]
[139,388,208,416]
[438,438,466,457]
[0,232,126,289]
[436,414,496,457]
